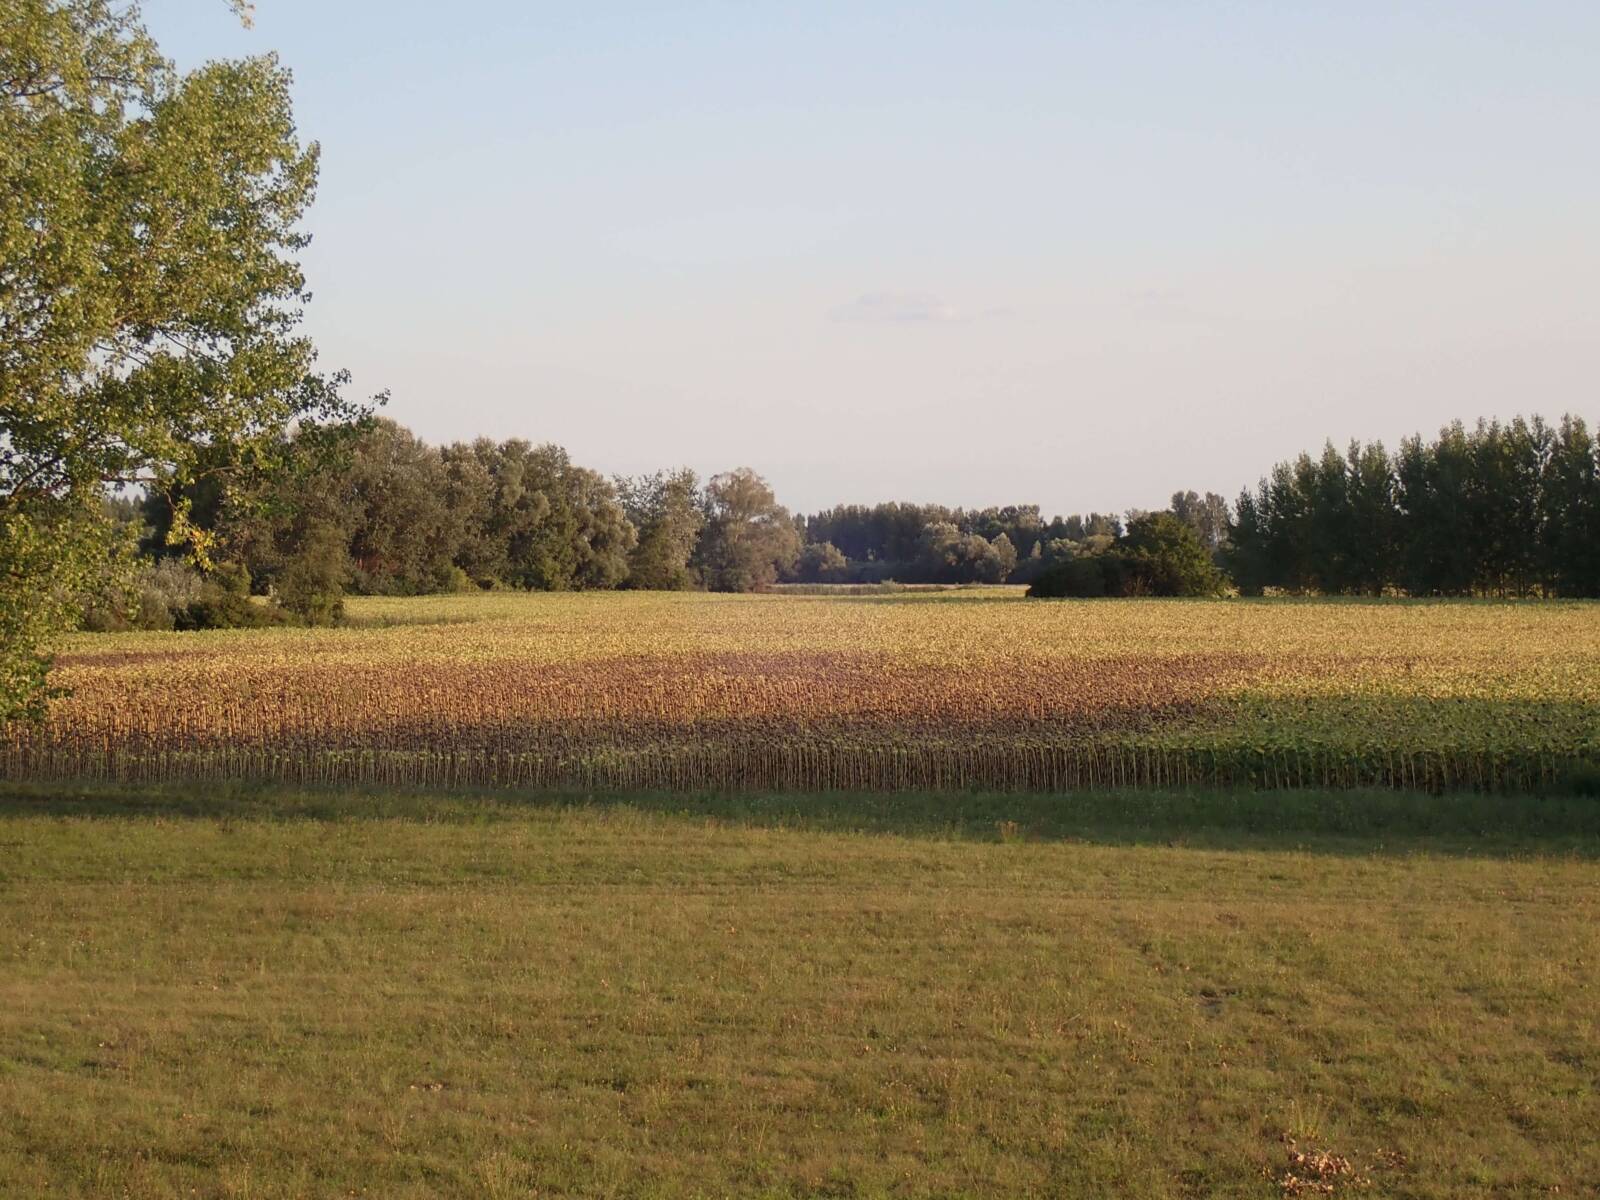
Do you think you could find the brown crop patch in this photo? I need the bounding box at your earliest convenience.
[18,650,1264,757]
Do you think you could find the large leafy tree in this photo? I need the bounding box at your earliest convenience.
[1168,490,1231,555]
[1,0,364,718]
[1118,511,1227,596]
[695,468,801,592]
[616,468,702,590]
[913,521,1017,584]
[214,419,461,595]
[436,439,635,591]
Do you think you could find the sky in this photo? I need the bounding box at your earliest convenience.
[143,0,1600,516]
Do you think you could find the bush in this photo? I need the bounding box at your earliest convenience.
[274,521,350,625]
[431,563,476,594]
[82,559,217,631]
[1120,512,1228,597]
[176,563,272,629]
[1028,512,1229,598]
[1027,555,1111,598]
[793,541,850,583]
[80,557,321,632]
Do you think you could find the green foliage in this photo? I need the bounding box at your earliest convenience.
[617,469,703,590]
[188,422,637,598]
[1119,512,1228,596]
[83,558,195,631]
[1230,416,1600,597]
[1168,489,1231,554]
[0,501,108,720]
[1029,512,1227,598]
[273,520,348,625]
[1,0,366,717]
[84,557,296,631]
[1027,553,1116,598]
[335,420,464,593]
[695,468,802,592]
[1559,763,1600,799]
[432,439,635,592]
[805,502,1120,583]
[914,522,1018,584]
[180,561,291,630]
[792,540,849,583]
[431,563,476,594]
[1534,417,1600,596]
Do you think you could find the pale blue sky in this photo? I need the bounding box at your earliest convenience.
[146,1,1600,514]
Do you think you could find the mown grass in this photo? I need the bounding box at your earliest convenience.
[1,784,1596,1198]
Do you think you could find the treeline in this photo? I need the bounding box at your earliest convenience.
[111,422,821,625]
[802,504,1127,584]
[1228,416,1600,597]
[96,410,1600,629]
[105,418,1154,626]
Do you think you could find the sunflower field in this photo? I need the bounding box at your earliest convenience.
[7,589,1598,791]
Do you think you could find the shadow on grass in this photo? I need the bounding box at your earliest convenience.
[1,782,1597,858]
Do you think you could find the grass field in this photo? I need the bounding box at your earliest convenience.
[1,784,1597,1198]
[7,590,1600,792]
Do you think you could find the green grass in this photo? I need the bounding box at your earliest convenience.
[1,785,1597,1198]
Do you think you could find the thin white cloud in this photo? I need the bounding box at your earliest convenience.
[1127,288,1222,325]
[830,291,964,323]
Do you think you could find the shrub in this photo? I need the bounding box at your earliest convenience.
[274,521,349,625]
[431,563,477,594]
[1027,512,1229,598]
[1028,555,1112,598]
[82,559,216,631]
[1120,512,1228,597]
[176,563,290,630]
[793,542,850,583]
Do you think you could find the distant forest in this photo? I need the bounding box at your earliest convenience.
[94,412,1600,629]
